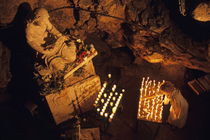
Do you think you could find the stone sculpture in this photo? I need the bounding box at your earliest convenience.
[160,81,188,128]
[26,8,76,73]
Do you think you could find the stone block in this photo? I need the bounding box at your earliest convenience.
[46,75,101,124]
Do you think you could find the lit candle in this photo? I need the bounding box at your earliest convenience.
[100,112,103,116]
[148,91,151,96]
[109,114,114,120]
[153,80,156,87]
[104,93,107,98]
[142,77,145,83]
[138,77,166,122]
[145,77,149,85]
[103,82,107,87]
[112,107,117,113]
[104,113,108,117]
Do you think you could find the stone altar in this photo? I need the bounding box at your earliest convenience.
[25,8,101,125]
[46,75,101,124]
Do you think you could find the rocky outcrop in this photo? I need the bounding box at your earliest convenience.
[0,43,11,88]
[192,2,210,22]
[0,0,210,90]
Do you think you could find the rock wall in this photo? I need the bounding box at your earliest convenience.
[0,0,210,88]
[192,2,210,22]
[0,43,11,88]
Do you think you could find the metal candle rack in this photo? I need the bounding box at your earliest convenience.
[94,74,125,122]
[137,77,165,123]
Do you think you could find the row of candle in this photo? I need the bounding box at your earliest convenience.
[96,89,125,121]
[95,73,125,122]
[94,82,107,106]
[138,98,164,122]
[138,77,165,123]
[95,74,112,106]
[144,95,164,122]
[100,91,114,116]
[109,92,124,122]
[98,90,124,119]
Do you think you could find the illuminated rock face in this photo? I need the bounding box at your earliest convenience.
[1,0,210,88]
[192,2,210,22]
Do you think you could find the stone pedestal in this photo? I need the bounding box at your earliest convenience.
[41,45,101,124]
[46,75,101,124]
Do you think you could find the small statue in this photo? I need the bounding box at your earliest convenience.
[26,8,98,95]
[26,8,77,73]
[160,81,189,128]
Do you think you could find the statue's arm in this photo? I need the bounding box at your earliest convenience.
[27,39,59,56]
[26,22,65,56]
[46,20,70,44]
[46,20,62,38]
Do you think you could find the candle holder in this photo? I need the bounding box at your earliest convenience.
[94,74,125,122]
[137,77,165,123]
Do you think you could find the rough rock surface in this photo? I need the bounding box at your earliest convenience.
[0,0,210,87]
[0,43,11,88]
[192,2,210,22]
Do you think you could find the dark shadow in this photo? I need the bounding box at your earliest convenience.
[0,3,60,140]
[0,2,37,105]
[164,0,210,41]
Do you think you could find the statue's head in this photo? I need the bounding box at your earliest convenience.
[34,8,49,20]
[160,81,176,97]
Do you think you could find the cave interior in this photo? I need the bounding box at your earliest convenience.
[0,0,210,140]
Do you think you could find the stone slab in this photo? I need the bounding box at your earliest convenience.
[46,75,101,124]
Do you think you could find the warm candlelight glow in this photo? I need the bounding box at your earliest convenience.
[137,77,165,123]
[94,76,124,122]
[104,113,108,117]
[108,74,112,78]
